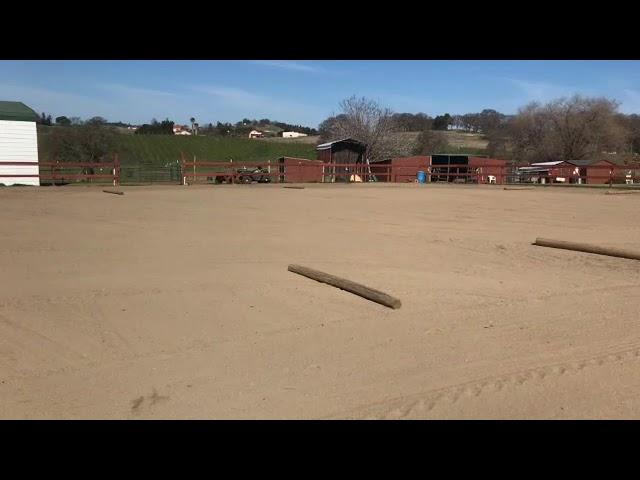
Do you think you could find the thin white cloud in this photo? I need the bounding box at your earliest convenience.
[191,84,325,126]
[505,78,575,103]
[250,60,323,73]
[192,85,263,107]
[98,83,179,98]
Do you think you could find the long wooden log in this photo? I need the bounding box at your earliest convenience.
[103,189,124,195]
[283,186,305,189]
[533,238,640,261]
[287,264,401,309]
[504,187,534,190]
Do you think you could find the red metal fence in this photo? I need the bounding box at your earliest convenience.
[180,159,640,186]
[180,159,405,185]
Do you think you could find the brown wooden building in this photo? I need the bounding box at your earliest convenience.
[316,138,367,182]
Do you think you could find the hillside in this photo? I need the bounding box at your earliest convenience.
[37,127,318,165]
[36,127,488,167]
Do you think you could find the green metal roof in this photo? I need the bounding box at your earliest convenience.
[0,101,38,122]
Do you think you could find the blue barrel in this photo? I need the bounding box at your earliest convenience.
[417,171,427,183]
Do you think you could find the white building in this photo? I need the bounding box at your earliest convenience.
[282,131,308,138]
[249,130,264,138]
[0,101,39,186]
[173,124,192,135]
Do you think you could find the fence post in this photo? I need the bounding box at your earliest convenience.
[180,152,186,185]
[609,168,613,187]
[113,153,120,186]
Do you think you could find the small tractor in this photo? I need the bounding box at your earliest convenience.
[213,165,271,184]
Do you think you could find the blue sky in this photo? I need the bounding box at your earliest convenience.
[2,60,640,127]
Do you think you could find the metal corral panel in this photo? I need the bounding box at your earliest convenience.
[0,120,40,186]
[278,157,324,183]
[369,159,392,182]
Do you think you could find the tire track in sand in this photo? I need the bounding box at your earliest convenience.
[325,342,640,419]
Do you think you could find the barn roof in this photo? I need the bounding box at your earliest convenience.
[564,159,617,167]
[530,161,566,166]
[316,138,366,151]
[0,101,38,122]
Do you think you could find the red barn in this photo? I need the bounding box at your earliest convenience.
[565,159,616,184]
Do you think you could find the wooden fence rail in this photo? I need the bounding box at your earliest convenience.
[0,155,120,186]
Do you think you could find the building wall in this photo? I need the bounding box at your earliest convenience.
[469,157,507,184]
[0,120,39,186]
[282,132,308,138]
[392,156,430,183]
[586,161,615,184]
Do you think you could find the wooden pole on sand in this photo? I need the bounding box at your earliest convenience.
[288,264,402,309]
[533,238,640,261]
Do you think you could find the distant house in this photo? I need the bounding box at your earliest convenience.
[249,130,264,139]
[0,101,40,186]
[282,131,308,138]
[173,125,192,136]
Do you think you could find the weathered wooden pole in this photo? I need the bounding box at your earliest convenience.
[533,238,640,261]
[288,264,402,309]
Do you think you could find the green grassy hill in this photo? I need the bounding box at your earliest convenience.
[37,128,317,166]
[115,135,317,165]
[37,127,488,168]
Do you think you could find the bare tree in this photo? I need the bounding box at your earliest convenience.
[318,96,405,162]
[508,95,628,163]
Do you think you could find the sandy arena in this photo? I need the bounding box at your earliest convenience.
[1,183,640,419]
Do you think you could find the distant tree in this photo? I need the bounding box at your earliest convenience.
[47,123,118,163]
[55,116,71,126]
[86,116,108,126]
[392,112,433,132]
[318,95,404,162]
[450,115,464,131]
[461,113,481,132]
[617,113,640,155]
[508,95,627,163]
[477,109,504,134]
[37,112,53,126]
[136,118,174,135]
[432,113,452,131]
[413,129,450,155]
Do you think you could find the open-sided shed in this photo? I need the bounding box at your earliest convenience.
[316,138,367,182]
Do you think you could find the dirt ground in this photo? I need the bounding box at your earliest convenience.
[1,183,640,419]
